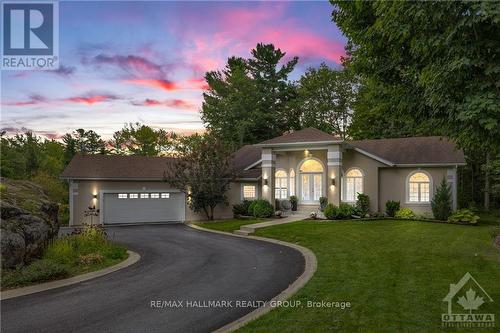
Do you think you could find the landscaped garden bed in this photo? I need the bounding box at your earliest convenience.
[1,225,128,290]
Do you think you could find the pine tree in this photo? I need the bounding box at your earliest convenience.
[432,178,452,220]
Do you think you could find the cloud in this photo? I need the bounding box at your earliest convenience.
[0,127,62,140]
[131,98,197,110]
[64,93,119,105]
[51,65,76,76]
[91,54,163,76]
[124,78,177,91]
[3,94,47,106]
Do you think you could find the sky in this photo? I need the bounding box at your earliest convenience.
[1,1,347,139]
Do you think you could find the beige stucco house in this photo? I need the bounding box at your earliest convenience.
[61,128,465,226]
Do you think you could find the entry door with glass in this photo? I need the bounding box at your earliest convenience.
[300,173,322,203]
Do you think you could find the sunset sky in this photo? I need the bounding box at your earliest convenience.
[1,1,347,139]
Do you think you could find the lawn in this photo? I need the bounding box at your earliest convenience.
[200,218,500,332]
[1,226,128,290]
[193,218,262,233]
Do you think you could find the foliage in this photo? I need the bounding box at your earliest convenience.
[1,259,69,288]
[164,133,235,220]
[232,200,254,217]
[432,178,452,220]
[337,203,355,219]
[319,196,328,211]
[448,209,480,224]
[290,195,298,211]
[394,208,416,220]
[355,193,370,217]
[201,43,298,147]
[251,199,275,218]
[110,122,176,156]
[291,64,356,139]
[324,203,338,220]
[385,200,400,217]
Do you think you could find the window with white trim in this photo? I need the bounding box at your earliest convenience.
[345,168,363,202]
[150,193,160,198]
[408,172,430,202]
[129,193,138,199]
[275,170,288,199]
[140,193,149,199]
[118,193,127,199]
[242,185,256,199]
[289,169,295,196]
[161,193,170,199]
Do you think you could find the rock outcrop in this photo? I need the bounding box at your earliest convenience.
[1,178,59,268]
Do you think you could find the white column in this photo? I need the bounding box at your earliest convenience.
[327,145,342,206]
[261,148,276,207]
[447,167,457,210]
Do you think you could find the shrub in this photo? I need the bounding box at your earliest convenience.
[2,259,69,288]
[248,201,257,216]
[233,200,253,216]
[324,203,338,219]
[251,199,274,218]
[79,253,104,266]
[395,208,415,219]
[448,209,479,224]
[356,193,370,217]
[337,203,355,219]
[432,178,452,220]
[289,196,298,211]
[319,197,328,211]
[385,200,400,217]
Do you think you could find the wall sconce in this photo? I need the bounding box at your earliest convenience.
[264,179,269,186]
[92,194,98,199]
[331,178,336,186]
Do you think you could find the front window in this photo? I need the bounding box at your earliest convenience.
[275,170,288,199]
[345,168,363,202]
[408,172,430,202]
[140,193,149,199]
[243,185,256,199]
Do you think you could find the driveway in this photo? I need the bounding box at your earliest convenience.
[1,224,305,333]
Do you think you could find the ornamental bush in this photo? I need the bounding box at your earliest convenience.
[394,208,415,219]
[448,209,479,224]
[233,200,253,216]
[319,197,328,211]
[431,178,452,220]
[324,203,338,219]
[356,193,370,217]
[337,203,355,219]
[385,200,400,217]
[251,199,274,218]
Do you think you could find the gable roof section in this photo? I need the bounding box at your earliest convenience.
[61,155,175,180]
[257,128,342,146]
[347,136,465,165]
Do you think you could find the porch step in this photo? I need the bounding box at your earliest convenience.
[240,226,256,233]
[234,229,251,236]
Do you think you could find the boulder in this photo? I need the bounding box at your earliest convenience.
[1,178,60,269]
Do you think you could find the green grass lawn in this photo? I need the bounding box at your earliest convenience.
[193,218,263,233]
[207,219,500,332]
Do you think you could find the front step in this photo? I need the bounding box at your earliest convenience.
[234,229,251,236]
[240,226,256,233]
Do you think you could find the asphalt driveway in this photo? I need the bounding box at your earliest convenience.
[1,224,304,333]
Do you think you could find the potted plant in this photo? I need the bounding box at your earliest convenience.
[290,195,298,211]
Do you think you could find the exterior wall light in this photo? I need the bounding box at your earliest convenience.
[92,194,98,199]
[264,179,269,186]
[331,178,336,186]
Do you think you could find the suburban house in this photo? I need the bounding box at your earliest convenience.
[61,128,466,226]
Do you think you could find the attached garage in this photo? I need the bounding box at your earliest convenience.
[101,191,185,224]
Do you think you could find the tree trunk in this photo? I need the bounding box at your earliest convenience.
[209,205,215,220]
[484,151,490,211]
[203,206,210,220]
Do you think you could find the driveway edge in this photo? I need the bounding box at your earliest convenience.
[1,250,140,300]
[187,223,317,333]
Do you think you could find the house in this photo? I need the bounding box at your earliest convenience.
[61,128,465,225]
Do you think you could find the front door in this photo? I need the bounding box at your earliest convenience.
[300,173,322,203]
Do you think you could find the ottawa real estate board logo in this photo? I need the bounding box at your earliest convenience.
[1,1,59,70]
[442,272,495,328]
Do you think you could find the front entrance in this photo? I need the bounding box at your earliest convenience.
[300,173,323,203]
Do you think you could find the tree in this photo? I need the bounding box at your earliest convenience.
[62,129,106,159]
[291,64,356,139]
[164,133,235,220]
[432,178,452,220]
[201,43,298,147]
[331,1,500,208]
[111,123,175,156]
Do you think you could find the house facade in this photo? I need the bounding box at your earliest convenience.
[61,128,466,226]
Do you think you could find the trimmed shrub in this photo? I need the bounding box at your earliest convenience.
[385,200,400,217]
[324,203,338,220]
[432,178,452,220]
[319,197,328,211]
[337,203,355,219]
[233,200,253,216]
[290,196,298,211]
[395,208,415,219]
[448,209,479,224]
[356,193,370,217]
[251,199,274,218]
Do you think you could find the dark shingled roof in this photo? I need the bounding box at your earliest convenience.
[348,136,465,165]
[61,155,175,180]
[258,128,341,145]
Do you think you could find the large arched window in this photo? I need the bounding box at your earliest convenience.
[299,158,324,202]
[407,171,431,202]
[275,169,288,199]
[345,168,363,202]
[289,169,295,196]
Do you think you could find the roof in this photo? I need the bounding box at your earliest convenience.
[348,136,465,165]
[257,128,342,146]
[61,155,175,180]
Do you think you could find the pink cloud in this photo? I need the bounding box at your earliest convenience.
[64,94,118,105]
[132,98,197,110]
[125,78,177,91]
[3,94,47,106]
[92,54,162,76]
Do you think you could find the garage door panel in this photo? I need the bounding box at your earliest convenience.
[103,192,184,224]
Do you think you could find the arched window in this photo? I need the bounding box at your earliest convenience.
[299,159,324,172]
[345,168,363,202]
[275,170,288,199]
[289,169,295,196]
[408,171,431,202]
[299,158,324,202]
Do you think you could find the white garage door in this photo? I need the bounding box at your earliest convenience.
[102,192,185,224]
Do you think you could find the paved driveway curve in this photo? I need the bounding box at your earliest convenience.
[1,225,304,333]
